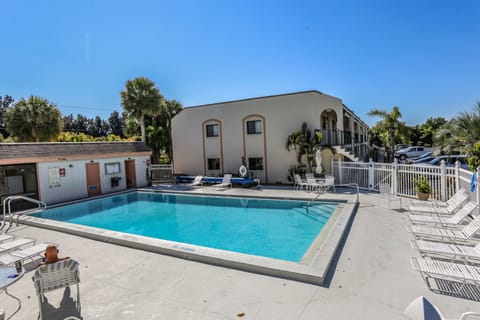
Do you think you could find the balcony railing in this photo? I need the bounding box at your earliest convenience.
[317,129,367,147]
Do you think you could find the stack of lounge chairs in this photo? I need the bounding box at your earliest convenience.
[0,233,51,265]
[406,188,480,296]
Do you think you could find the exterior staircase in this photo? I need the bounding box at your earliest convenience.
[333,145,360,162]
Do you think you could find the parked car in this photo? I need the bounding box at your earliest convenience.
[425,155,469,169]
[395,146,431,160]
[395,144,410,151]
[405,152,434,164]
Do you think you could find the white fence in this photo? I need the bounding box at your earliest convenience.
[332,159,479,202]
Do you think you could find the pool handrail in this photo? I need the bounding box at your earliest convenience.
[2,195,47,229]
[306,183,360,213]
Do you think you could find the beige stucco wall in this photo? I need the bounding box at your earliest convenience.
[172,91,362,184]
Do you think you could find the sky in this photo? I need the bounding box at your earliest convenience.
[1,0,479,126]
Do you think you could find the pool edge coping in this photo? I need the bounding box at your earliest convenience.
[15,191,358,286]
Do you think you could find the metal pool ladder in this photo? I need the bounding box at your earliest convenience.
[1,195,47,229]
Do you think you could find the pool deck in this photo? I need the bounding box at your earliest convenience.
[2,186,480,319]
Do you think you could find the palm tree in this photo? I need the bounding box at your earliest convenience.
[286,122,323,172]
[120,77,164,141]
[435,101,480,169]
[6,95,63,142]
[367,106,408,161]
[163,99,183,162]
[146,120,165,164]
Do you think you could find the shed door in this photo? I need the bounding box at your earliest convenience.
[125,160,137,188]
[85,163,102,196]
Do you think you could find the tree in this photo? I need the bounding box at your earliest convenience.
[145,120,165,164]
[6,95,63,142]
[120,77,164,141]
[0,94,14,136]
[162,99,183,162]
[435,101,480,170]
[108,111,124,137]
[367,106,408,161]
[286,122,323,172]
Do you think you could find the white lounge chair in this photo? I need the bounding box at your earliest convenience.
[189,175,204,187]
[212,174,232,190]
[34,259,81,320]
[293,174,307,190]
[411,256,480,295]
[408,188,468,209]
[407,215,480,244]
[379,183,402,209]
[0,234,15,243]
[405,295,480,320]
[411,239,480,263]
[408,201,477,227]
[0,238,35,254]
[0,242,52,265]
[408,191,468,215]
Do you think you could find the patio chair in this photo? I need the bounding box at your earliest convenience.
[408,188,468,209]
[407,192,468,215]
[0,242,52,265]
[323,175,336,192]
[407,215,480,244]
[407,201,477,227]
[34,259,81,320]
[293,174,307,190]
[411,256,480,295]
[189,175,204,187]
[410,239,480,264]
[306,177,323,192]
[405,295,480,320]
[379,183,402,209]
[212,174,232,190]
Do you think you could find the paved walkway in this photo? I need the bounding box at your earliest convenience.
[1,188,479,319]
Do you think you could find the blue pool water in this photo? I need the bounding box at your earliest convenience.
[33,192,338,262]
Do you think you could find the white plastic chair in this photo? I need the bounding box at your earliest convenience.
[379,183,402,209]
[34,259,81,320]
[293,174,307,190]
[323,175,336,192]
[405,295,480,320]
[212,174,232,190]
[189,175,204,187]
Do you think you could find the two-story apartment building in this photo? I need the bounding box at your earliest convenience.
[172,90,369,184]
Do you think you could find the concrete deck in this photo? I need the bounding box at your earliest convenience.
[1,187,479,319]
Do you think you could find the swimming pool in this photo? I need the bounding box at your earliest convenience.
[32,192,338,262]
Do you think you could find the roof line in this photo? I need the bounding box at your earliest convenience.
[184,90,325,109]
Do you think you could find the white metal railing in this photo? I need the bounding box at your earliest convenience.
[1,195,47,229]
[333,158,478,203]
